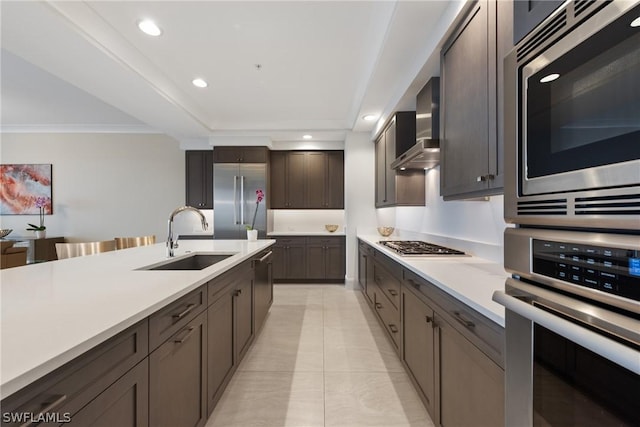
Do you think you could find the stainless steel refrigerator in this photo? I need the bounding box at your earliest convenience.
[213,163,267,239]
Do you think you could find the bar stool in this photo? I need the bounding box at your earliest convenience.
[55,240,117,260]
[114,235,156,250]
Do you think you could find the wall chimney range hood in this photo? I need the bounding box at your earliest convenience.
[391,77,440,170]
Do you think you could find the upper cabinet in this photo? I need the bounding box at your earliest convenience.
[440,0,512,201]
[213,146,269,163]
[513,0,563,44]
[375,112,425,208]
[270,151,344,209]
[186,150,213,209]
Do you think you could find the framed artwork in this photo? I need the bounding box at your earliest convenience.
[0,164,53,215]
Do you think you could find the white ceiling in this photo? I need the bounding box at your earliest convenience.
[0,0,464,145]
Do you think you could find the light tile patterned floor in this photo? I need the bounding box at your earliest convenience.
[205,284,434,427]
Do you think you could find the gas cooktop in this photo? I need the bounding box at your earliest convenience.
[378,240,466,256]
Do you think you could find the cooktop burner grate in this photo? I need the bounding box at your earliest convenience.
[378,240,466,256]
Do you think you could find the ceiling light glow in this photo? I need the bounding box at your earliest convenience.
[192,78,208,88]
[631,16,640,27]
[303,134,312,140]
[363,114,378,122]
[540,73,560,83]
[138,19,162,36]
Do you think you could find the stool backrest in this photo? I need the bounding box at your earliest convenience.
[56,240,116,259]
[114,235,156,250]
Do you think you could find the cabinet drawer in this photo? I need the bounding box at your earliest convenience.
[208,261,252,305]
[373,249,402,278]
[274,237,307,247]
[149,286,207,351]
[373,261,400,309]
[374,292,400,350]
[1,320,148,426]
[307,236,343,247]
[403,268,504,367]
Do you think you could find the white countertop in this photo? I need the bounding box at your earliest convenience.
[0,239,274,399]
[268,231,346,236]
[358,235,507,327]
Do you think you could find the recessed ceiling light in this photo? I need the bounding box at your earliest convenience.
[540,73,560,83]
[363,114,378,122]
[137,19,162,36]
[192,78,208,88]
[631,16,640,27]
[303,134,313,140]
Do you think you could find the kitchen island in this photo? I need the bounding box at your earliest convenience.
[1,239,274,404]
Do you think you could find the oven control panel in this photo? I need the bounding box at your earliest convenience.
[532,239,640,302]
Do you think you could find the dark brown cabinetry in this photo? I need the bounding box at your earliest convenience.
[306,237,345,281]
[357,239,505,426]
[273,236,345,283]
[438,314,504,427]
[402,285,436,417]
[149,310,207,427]
[206,261,255,414]
[0,320,149,427]
[272,237,307,281]
[375,113,425,207]
[186,150,213,209]
[213,146,268,163]
[270,151,344,209]
[440,0,512,200]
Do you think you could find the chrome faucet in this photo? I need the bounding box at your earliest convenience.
[167,206,209,257]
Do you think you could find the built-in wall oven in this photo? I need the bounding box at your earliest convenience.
[504,0,640,230]
[497,1,640,426]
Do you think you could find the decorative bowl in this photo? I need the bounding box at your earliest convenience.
[325,224,339,233]
[377,226,394,237]
[0,229,13,239]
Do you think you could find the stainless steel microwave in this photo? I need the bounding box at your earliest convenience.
[504,0,640,231]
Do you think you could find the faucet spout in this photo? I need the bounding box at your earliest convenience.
[167,206,209,257]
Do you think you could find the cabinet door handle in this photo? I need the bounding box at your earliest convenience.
[19,394,68,427]
[174,326,195,344]
[476,174,495,182]
[375,302,382,309]
[453,311,476,328]
[234,289,242,297]
[172,303,196,321]
[389,324,398,333]
[388,289,398,296]
[374,276,382,285]
[425,315,433,324]
[407,278,419,289]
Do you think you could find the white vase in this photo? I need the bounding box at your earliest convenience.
[35,230,46,239]
[247,229,258,241]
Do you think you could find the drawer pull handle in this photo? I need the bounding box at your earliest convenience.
[407,278,419,289]
[388,289,398,296]
[425,316,433,323]
[234,289,243,297]
[374,276,382,285]
[20,394,68,427]
[389,324,398,333]
[375,303,383,309]
[172,303,196,321]
[174,326,195,344]
[453,311,476,328]
[257,251,273,263]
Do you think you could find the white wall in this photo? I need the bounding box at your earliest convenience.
[344,131,377,288]
[394,166,507,247]
[0,133,185,242]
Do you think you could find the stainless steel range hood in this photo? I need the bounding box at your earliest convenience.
[390,138,439,170]
[391,77,440,170]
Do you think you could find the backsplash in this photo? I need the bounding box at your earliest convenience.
[270,209,345,233]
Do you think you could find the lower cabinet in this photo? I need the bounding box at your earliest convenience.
[253,248,274,333]
[273,236,345,283]
[150,310,207,427]
[402,287,436,417]
[438,315,505,427]
[1,250,273,427]
[358,239,505,427]
[68,359,149,427]
[206,261,255,415]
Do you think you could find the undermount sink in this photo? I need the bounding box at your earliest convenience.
[140,253,234,271]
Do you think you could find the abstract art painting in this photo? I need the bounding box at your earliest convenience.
[0,164,53,215]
